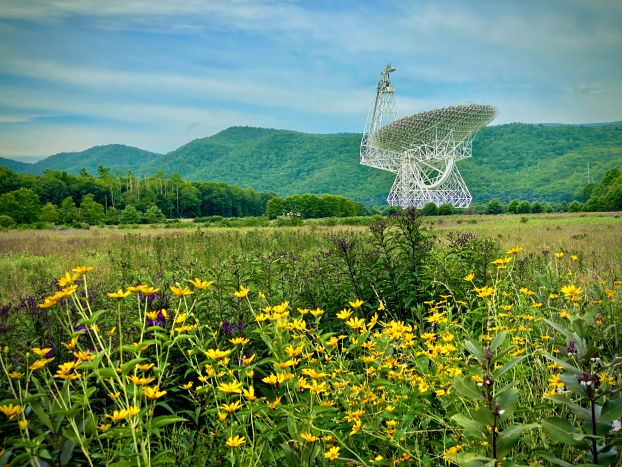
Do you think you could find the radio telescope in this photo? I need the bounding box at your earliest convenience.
[360,66,496,208]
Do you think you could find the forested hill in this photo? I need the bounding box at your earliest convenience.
[2,123,621,204]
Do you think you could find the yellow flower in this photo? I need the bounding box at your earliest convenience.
[32,347,53,357]
[62,337,79,349]
[29,358,54,371]
[74,350,95,362]
[570,255,578,261]
[188,278,214,289]
[242,354,256,365]
[349,299,364,309]
[38,298,58,309]
[559,311,570,319]
[73,266,95,274]
[560,284,582,299]
[108,391,121,400]
[554,251,564,258]
[345,316,366,330]
[107,289,131,299]
[97,423,111,432]
[242,385,257,401]
[350,419,362,436]
[136,363,155,371]
[474,286,494,298]
[180,381,193,390]
[218,412,228,422]
[218,380,244,394]
[506,247,523,254]
[233,286,249,298]
[8,370,24,379]
[205,348,231,360]
[548,374,564,389]
[445,445,463,456]
[0,404,23,419]
[226,435,246,447]
[229,337,250,346]
[300,432,319,443]
[143,386,167,399]
[491,257,512,268]
[267,397,281,409]
[170,285,193,296]
[221,401,242,413]
[463,273,475,282]
[106,408,132,422]
[18,418,29,430]
[418,381,429,393]
[310,308,325,317]
[324,446,340,460]
[57,271,79,287]
[128,375,155,386]
[519,287,535,296]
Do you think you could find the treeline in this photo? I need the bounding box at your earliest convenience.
[477,168,622,214]
[265,194,366,219]
[0,166,275,226]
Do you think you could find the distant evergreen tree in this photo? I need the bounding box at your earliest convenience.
[58,197,79,224]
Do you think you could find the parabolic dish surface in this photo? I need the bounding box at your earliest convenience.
[369,104,496,152]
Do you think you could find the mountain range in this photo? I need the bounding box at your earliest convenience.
[2,122,621,205]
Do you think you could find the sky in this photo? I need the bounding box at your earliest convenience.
[1,0,621,160]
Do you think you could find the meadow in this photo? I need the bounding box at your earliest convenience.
[0,211,620,466]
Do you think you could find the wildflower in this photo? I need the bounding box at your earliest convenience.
[180,381,193,390]
[143,386,167,399]
[300,432,319,443]
[418,381,429,393]
[336,308,353,320]
[233,286,249,298]
[229,337,249,346]
[29,358,54,371]
[463,273,475,282]
[420,332,436,341]
[548,374,564,389]
[267,397,281,409]
[570,255,578,261]
[108,391,121,400]
[377,301,385,311]
[345,316,366,330]
[221,401,242,413]
[57,271,79,287]
[18,418,29,430]
[204,348,231,360]
[32,347,53,357]
[107,289,131,299]
[554,251,564,258]
[74,350,95,362]
[38,298,58,309]
[349,299,364,309]
[560,284,582,299]
[301,368,326,379]
[226,435,246,447]
[491,257,512,268]
[426,312,446,324]
[218,412,228,421]
[0,404,23,419]
[559,311,570,319]
[324,446,340,460]
[8,370,24,379]
[242,354,256,365]
[106,407,139,422]
[136,362,155,371]
[170,285,193,296]
[188,278,214,289]
[506,246,523,254]
[310,308,325,318]
[97,423,111,432]
[519,287,535,296]
[128,375,155,385]
[445,445,463,456]
[350,419,362,436]
[242,385,257,401]
[474,286,494,298]
[218,380,244,394]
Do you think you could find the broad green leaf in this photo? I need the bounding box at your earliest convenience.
[541,417,588,448]
[559,373,588,398]
[464,339,485,361]
[120,357,146,375]
[60,440,75,466]
[543,318,576,342]
[451,413,486,435]
[547,395,591,420]
[152,415,187,428]
[453,377,485,401]
[30,400,53,431]
[493,355,527,379]
[495,423,538,458]
[542,353,581,374]
[539,454,574,467]
[495,386,519,423]
[490,330,507,353]
[599,398,622,424]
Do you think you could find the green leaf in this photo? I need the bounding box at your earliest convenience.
[495,423,538,458]
[449,451,491,467]
[547,395,591,420]
[541,417,588,448]
[560,373,588,398]
[464,339,485,361]
[451,413,486,438]
[453,377,485,401]
[30,400,53,432]
[120,357,146,375]
[60,440,75,466]
[489,331,507,353]
[539,454,575,467]
[493,355,527,379]
[151,415,187,428]
[599,398,622,424]
[543,318,576,342]
[495,386,519,423]
[542,353,581,374]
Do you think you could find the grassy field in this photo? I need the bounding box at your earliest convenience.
[0,210,620,465]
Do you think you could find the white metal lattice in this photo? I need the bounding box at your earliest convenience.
[360,66,496,208]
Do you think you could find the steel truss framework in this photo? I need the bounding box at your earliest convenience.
[360,66,496,209]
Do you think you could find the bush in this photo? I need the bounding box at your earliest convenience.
[0,214,16,228]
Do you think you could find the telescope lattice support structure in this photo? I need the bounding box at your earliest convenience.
[360,66,496,209]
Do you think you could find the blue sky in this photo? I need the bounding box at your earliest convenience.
[1,0,621,159]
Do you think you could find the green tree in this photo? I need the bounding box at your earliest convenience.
[0,188,40,223]
[145,205,166,223]
[39,202,59,223]
[120,205,143,224]
[516,201,531,214]
[438,204,454,215]
[80,194,105,225]
[422,203,438,216]
[485,199,504,215]
[58,197,79,224]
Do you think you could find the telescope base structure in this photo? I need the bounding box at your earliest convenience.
[387,164,472,208]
